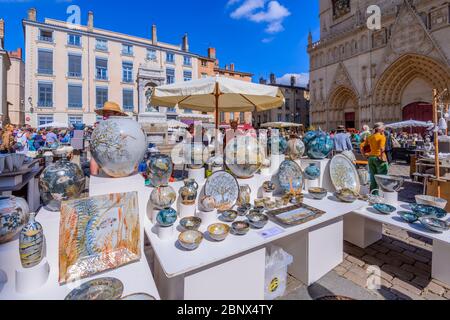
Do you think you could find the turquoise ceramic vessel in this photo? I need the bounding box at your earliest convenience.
[271,136,288,155]
[304,163,320,180]
[156,208,177,227]
[410,204,447,219]
[304,131,334,159]
[373,203,396,215]
[147,154,173,187]
[19,213,44,268]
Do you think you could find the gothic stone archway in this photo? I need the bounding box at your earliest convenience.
[328,86,359,130]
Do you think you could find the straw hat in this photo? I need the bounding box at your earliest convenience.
[95,101,127,117]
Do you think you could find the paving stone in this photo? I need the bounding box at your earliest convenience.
[425,282,446,296]
[382,242,405,253]
[347,255,365,267]
[423,292,446,300]
[414,261,431,272]
[411,276,430,289]
[364,247,378,256]
[382,264,414,281]
[392,278,422,296]
[386,251,415,265]
[390,285,424,300]
[381,235,393,243]
[334,266,347,276]
[380,278,393,289]
[415,248,432,259]
[375,253,403,267]
[444,291,450,299]
[391,240,417,252]
[370,243,390,254]
[348,265,368,279]
[376,287,398,300]
[401,264,430,279]
[344,245,366,258]
[403,250,430,264]
[430,279,450,291]
[343,271,367,288]
[380,270,394,282]
[340,259,353,269]
[361,254,384,267]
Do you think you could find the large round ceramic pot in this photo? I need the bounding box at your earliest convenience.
[179,179,199,205]
[304,131,334,159]
[270,136,288,155]
[286,138,305,160]
[184,143,209,169]
[147,154,173,188]
[150,185,176,210]
[0,196,30,244]
[224,136,265,179]
[304,163,320,180]
[90,117,147,178]
[39,156,86,212]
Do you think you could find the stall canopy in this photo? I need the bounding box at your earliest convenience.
[260,122,303,128]
[151,76,285,129]
[386,120,433,130]
[167,119,188,129]
[38,121,69,129]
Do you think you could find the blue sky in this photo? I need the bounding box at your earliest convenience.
[0,0,319,85]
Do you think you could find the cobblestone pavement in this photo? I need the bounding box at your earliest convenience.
[281,163,450,300]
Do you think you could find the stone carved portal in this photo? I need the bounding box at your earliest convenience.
[328,86,359,129]
[145,83,158,112]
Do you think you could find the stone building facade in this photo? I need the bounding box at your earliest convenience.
[7,48,25,125]
[0,19,10,125]
[308,0,450,130]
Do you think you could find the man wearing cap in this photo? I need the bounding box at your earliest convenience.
[363,122,389,193]
[89,102,128,176]
[333,125,353,153]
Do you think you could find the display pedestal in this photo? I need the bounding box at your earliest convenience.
[179,203,196,219]
[305,179,319,190]
[298,158,332,191]
[197,209,218,226]
[15,258,50,294]
[382,191,398,205]
[156,225,175,241]
[270,154,285,175]
[188,168,205,185]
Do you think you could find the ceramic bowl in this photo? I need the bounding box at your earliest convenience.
[374,175,404,192]
[335,188,358,203]
[373,203,396,215]
[265,201,276,210]
[419,217,450,233]
[247,212,269,229]
[208,223,230,242]
[254,199,265,208]
[397,211,419,223]
[415,195,448,210]
[410,204,447,219]
[221,210,238,222]
[308,187,327,200]
[179,216,202,231]
[275,199,284,208]
[262,181,276,193]
[252,206,265,214]
[156,208,177,227]
[178,230,203,250]
[237,204,252,216]
[231,221,250,236]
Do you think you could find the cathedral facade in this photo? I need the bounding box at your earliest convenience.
[308,0,450,130]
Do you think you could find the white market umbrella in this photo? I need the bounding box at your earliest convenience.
[38,121,69,129]
[261,122,303,128]
[386,120,433,130]
[151,76,285,129]
[167,119,188,129]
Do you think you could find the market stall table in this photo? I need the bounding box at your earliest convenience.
[344,202,450,286]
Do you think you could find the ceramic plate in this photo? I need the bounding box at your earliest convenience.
[205,171,239,211]
[330,154,360,193]
[65,277,124,300]
[121,293,156,300]
[278,160,304,193]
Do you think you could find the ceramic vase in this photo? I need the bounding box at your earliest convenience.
[270,136,288,155]
[90,117,147,178]
[156,208,178,227]
[199,196,216,212]
[304,131,334,159]
[39,155,86,212]
[304,163,320,180]
[0,196,30,244]
[238,184,251,206]
[150,185,176,209]
[147,154,173,187]
[286,139,305,160]
[358,168,369,186]
[179,179,199,205]
[224,137,264,179]
[19,213,44,268]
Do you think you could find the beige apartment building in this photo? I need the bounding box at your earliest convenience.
[0,19,10,125]
[308,0,450,130]
[23,8,202,127]
[7,48,25,125]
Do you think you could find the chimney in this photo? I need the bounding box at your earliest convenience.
[8,48,22,60]
[230,63,235,71]
[28,8,37,21]
[152,24,157,44]
[0,20,4,49]
[87,11,94,31]
[182,33,189,52]
[270,73,276,84]
[290,75,296,87]
[207,47,216,59]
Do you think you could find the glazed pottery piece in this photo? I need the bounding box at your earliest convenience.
[373,203,396,215]
[65,278,124,300]
[367,189,384,205]
[410,204,447,219]
[225,136,264,179]
[334,188,358,203]
[304,163,320,180]
[185,143,209,169]
[286,138,305,160]
[330,154,360,193]
[208,223,230,241]
[275,199,284,208]
[179,179,199,205]
[231,221,250,235]
[278,160,303,193]
[308,187,327,200]
[357,168,369,186]
[199,196,216,212]
[147,154,173,187]
[205,171,239,211]
[270,135,288,155]
[237,203,252,216]
[121,293,156,300]
[221,210,238,222]
[262,181,276,193]
[150,185,176,210]
[415,195,447,210]
[179,217,202,231]
[419,217,450,233]
[266,201,276,210]
[397,211,419,223]
[156,208,177,227]
[39,155,86,212]
[178,230,203,250]
[374,175,404,192]
[254,199,265,208]
[19,213,44,268]
[238,184,251,206]
[247,212,269,229]
[90,117,147,178]
[304,131,334,159]
[0,196,30,244]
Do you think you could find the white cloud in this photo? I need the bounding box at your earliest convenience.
[228,0,290,35]
[276,73,309,87]
[261,37,274,43]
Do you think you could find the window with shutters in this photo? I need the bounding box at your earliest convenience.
[123,89,134,111]
[122,62,133,83]
[96,87,108,108]
[38,83,53,107]
[38,50,53,75]
[68,85,82,108]
[96,58,108,80]
[166,68,175,84]
[68,54,82,78]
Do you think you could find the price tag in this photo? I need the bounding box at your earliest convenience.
[258,227,284,239]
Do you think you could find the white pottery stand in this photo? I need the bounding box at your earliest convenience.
[15,258,50,294]
[270,154,285,176]
[188,168,205,185]
[156,225,175,241]
[179,203,196,219]
[304,179,320,190]
[298,158,333,191]
[196,209,218,226]
[382,191,399,205]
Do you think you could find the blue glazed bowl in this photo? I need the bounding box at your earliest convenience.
[410,204,447,219]
[373,203,396,215]
[156,208,177,227]
[419,217,450,233]
[397,211,419,223]
[247,212,269,229]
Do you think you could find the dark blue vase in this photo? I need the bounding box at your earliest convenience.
[304,163,320,180]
